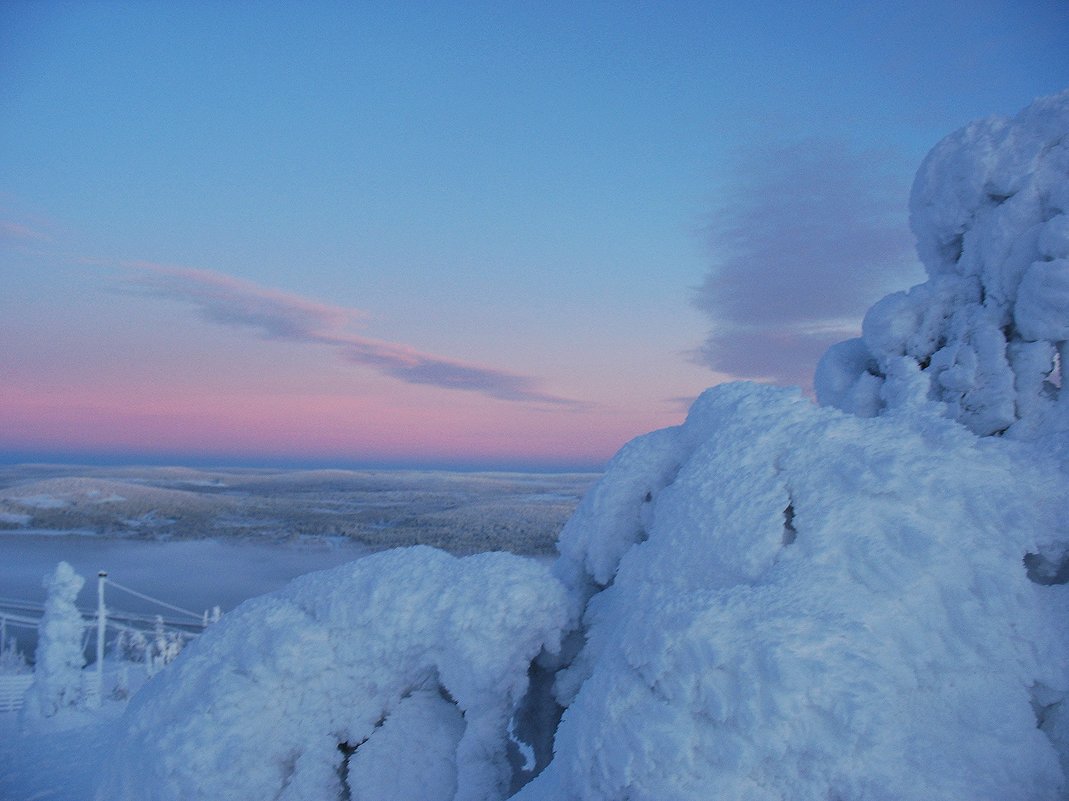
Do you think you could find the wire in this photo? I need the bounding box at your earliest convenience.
[104,580,205,621]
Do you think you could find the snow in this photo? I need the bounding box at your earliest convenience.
[21,563,87,722]
[0,467,595,554]
[347,688,466,801]
[95,547,569,801]
[5,91,1069,800]
[815,89,1069,451]
[517,383,1067,801]
[13,494,69,509]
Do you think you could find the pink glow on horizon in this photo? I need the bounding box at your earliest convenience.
[0,384,676,468]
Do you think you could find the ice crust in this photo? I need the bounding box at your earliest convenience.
[98,91,1069,800]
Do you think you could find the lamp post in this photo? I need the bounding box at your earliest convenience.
[95,571,107,705]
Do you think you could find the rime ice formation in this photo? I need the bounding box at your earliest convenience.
[517,383,1068,801]
[98,92,1069,801]
[816,90,1069,455]
[95,548,569,801]
[22,562,87,721]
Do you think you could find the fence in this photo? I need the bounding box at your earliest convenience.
[0,571,219,713]
[0,674,33,713]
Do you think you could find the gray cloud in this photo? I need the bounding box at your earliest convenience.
[693,140,921,386]
[121,262,583,407]
[696,322,857,388]
[125,262,356,340]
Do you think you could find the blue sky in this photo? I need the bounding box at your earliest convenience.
[1,1,1066,469]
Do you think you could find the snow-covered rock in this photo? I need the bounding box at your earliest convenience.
[95,547,569,801]
[816,90,1069,455]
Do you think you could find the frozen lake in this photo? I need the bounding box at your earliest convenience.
[0,534,374,657]
[1,534,373,611]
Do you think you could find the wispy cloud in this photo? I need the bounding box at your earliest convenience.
[120,262,583,407]
[0,219,49,244]
[124,262,358,340]
[692,140,921,386]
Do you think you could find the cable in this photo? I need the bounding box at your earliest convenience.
[104,580,205,621]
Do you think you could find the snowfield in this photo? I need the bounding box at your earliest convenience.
[3,91,1068,800]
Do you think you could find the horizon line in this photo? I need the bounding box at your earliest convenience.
[0,450,606,476]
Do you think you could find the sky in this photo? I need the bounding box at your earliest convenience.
[1,1,1067,471]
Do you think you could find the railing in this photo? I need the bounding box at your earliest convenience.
[0,570,220,713]
[0,674,33,713]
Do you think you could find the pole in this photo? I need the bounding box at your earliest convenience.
[96,571,107,705]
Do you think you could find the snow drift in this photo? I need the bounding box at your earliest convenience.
[98,91,1069,800]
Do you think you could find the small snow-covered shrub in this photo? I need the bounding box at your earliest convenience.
[0,638,29,674]
[97,547,569,801]
[147,616,186,676]
[112,620,187,675]
[112,628,149,664]
[23,561,87,719]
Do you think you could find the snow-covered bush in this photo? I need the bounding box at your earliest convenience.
[816,89,1069,456]
[523,92,1069,800]
[0,637,29,674]
[112,620,186,675]
[23,561,87,719]
[112,627,149,664]
[96,547,569,801]
[147,616,186,676]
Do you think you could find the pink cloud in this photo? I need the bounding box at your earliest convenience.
[118,261,584,407]
[123,261,359,339]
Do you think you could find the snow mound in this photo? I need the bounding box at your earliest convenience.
[96,547,569,801]
[519,382,1068,801]
[816,90,1069,452]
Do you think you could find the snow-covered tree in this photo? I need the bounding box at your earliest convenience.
[147,616,184,676]
[816,89,1069,456]
[0,637,29,674]
[25,561,86,719]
